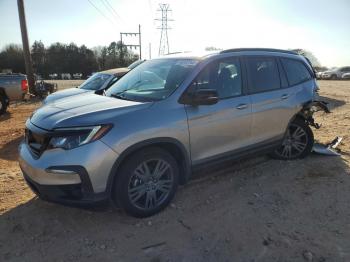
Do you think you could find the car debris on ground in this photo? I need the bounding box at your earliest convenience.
[313,136,343,156]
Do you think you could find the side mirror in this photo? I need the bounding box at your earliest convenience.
[95,89,104,95]
[192,89,219,105]
[191,89,219,106]
[178,82,219,106]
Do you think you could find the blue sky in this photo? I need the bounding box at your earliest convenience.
[0,0,349,67]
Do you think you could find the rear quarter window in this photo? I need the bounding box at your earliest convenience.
[281,58,312,86]
[245,57,280,93]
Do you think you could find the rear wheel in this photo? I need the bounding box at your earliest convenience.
[0,95,7,115]
[113,147,179,217]
[271,118,314,160]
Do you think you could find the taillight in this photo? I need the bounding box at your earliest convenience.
[21,79,28,92]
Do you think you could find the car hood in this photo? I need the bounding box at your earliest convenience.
[44,88,92,104]
[31,93,152,130]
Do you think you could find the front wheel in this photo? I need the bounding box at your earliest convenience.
[113,147,179,218]
[271,118,314,160]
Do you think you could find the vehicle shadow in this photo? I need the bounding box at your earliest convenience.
[0,153,349,261]
[0,136,23,161]
[318,95,346,110]
[0,112,11,122]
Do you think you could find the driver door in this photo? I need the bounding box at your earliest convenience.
[184,58,252,165]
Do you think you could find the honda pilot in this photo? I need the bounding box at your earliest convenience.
[19,48,328,217]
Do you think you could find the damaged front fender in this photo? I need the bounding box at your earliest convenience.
[299,101,331,129]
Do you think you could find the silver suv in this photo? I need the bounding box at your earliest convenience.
[19,48,328,217]
[321,66,350,80]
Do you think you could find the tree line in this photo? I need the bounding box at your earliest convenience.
[0,41,139,78]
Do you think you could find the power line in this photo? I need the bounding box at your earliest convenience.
[102,0,124,23]
[99,0,119,23]
[87,0,115,26]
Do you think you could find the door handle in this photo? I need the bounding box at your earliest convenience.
[281,94,290,99]
[236,104,248,110]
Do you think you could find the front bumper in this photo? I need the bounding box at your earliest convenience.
[19,139,119,205]
[22,170,108,205]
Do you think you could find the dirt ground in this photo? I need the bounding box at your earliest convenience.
[0,80,350,262]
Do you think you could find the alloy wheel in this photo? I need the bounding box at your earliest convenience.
[127,159,174,210]
[276,123,308,159]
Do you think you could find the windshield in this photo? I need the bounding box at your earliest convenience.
[79,73,111,90]
[106,58,199,102]
[128,60,145,70]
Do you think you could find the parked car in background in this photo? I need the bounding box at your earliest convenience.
[341,72,350,80]
[73,73,82,79]
[34,74,43,81]
[0,73,28,114]
[316,71,323,79]
[43,61,145,104]
[61,73,71,80]
[49,73,58,79]
[19,49,329,217]
[321,66,350,79]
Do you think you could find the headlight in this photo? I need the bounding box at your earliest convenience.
[48,125,112,150]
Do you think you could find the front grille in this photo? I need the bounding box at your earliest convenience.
[25,128,50,158]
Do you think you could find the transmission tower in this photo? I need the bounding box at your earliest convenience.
[155,4,173,56]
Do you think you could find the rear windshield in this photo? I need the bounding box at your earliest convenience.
[79,73,111,90]
[106,58,199,102]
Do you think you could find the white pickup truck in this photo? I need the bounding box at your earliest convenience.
[0,73,29,115]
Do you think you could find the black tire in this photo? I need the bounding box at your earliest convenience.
[270,118,314,160]
[331,74,337,80]
[112,147,179,218]
[0,95,7,115]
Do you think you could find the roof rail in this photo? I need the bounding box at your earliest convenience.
[220,48,298,55]
[164,51,184,56]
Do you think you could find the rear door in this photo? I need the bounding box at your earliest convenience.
[244,56,296,144]
[185,57,252,164]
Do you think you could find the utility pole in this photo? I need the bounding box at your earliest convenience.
[149,43,152,59]
[17,0,35,94]
[138,24,141,60]
[155,4,173,56]
[120,24,142,60]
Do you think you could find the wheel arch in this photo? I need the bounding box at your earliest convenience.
[0,87,8,99]
[105,137,192,196]
[0,87,9,112]
[284,103,310,134]
[289,99,330,127]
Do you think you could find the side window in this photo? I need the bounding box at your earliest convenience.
[106,76,119,88]
[246,57,280,93]
[281,58,312,86]
[195,59,242,99]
